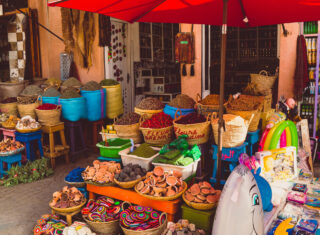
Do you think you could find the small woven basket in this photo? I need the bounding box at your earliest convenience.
[83,216,120,235]
[114,176,146,189]
[49,198,86,213]
[182,190,221,211]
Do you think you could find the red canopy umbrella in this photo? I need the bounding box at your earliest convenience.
[48,0,320,186]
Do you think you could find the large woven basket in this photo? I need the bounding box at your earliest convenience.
[35,105,61,126]
[83,215,120,235]
[49,198,86,213]
[134,107,163,119]
[140,125,173,146]
[195,93,220,116]
[173,110,211,145]
[120,212,167,235]
[211,114,252,148]
[114,176,146,189]
[250,70,277,92]
[182,190,221,211]
[0,102,18,116]
[17,100,39,119]
[114,122,142,144]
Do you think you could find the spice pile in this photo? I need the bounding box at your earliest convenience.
[175,113,206,124]
[82,81,102,91]
[1,97,17,103]
[82,196,123,222]
[20,85,43,96]
[33,214,67,235]
[115,164,147,182]
[17,96,38,104]
[199,94,219,105]
[50,186,85,208]
[136,166,185,197]
[226,95,263,111]
[163,219,206,235]
[169,94,195,109]
[37,103,59,110]
[140,112,173,129]
[184,181,221,204]
[62,77,82,87]
[129,143,158,158]
[65,167,85,183]
[82,160,121,184]
[100,79,119,86]
[16,115,40,130]
[2,115,19,129]
[115,112,140,125]
[60,88,81,99]
[42,87,61,97]
[120,206,165,231]
[136,97,164,110]
[0,139,24,153]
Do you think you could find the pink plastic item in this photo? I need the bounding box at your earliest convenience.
[287,191,307,204]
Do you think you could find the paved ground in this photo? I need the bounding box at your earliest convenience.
[0,152,97,235]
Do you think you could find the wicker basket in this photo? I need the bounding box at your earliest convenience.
[15,126,41,133]
[121,212,167,235]
[0,102,18,116]
[114,122,142,144]
[17,101,39,119]
[211,114,252,148]
[140,125,173,146]
[173,110,211,145]
[134,107,163,119]
[84,180,115,187]
[182,190,221,211]
[35,105,61,126]
[49,198,86,213]
[225,107,261,132]
[64,179,86,188]
[134,181,187,201]
[195,93,220,116]
[250,70,277,93]
[114,176,146,189]
[83,215,120,235]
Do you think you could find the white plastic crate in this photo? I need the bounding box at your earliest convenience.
[152,158,200,180]
[119,144,160,171]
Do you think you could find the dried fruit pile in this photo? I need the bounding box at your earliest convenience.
[184,181,221,204]
[163,219,206,235]
[169,94,195,109]
[33,214,67,235]
[120,206,164,231]
[16,115,40,130]
[115,164,147,182]
[82,196,123,222]
[0,139,24,153]
[140,112,173,129]
[1,115,19,128]
[199,94,220,105]
[1,97,17,103]
[49,186,85,208]
[136,166,185,197]
[115,112,140,125]
[226,95,263,111]
[136,97,164,110]
[175,113,206,124]
[82,160,121,184]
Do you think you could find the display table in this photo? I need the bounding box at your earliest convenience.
[86,184,181,221]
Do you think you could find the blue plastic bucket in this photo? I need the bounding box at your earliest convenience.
[163,104,195,119]
[58,97,87,121]
[80,89,106,121]
[40,96,60,105]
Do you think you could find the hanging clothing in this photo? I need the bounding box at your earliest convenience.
[294,35,309,99]
[175,31,195,64]
[98,14,111,47]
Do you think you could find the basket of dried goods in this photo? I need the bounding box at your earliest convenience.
[135,166,187,201]
[225,94,262,132]
[195,93,221,116]
[140,112,174,146]
[16,115,41,133]
[173,110,211,145]
[1,115,19,129]
[82,160,121,186]
[82,196,123,234]
[60,77,82,93]
[211,114,252,148]
[162,219,207,235]
[164,94,196,119]
[250,70,277,93]
[49,186,87,213]
[64,167,86,188]
[119,143,160,171]
[0,97,18,116]
[120,202,167,235]
[17,95,39,119]
[40,87,61,105]
[114,164,147,189]
[114,112,142,144]
[183,181,221,210]
[134,97,164,119]
[0,139,24,156]
[35,103,61,126]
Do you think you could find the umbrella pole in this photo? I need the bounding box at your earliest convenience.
[216,0,228,187]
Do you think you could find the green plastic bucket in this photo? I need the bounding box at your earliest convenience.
[96,138,132,159]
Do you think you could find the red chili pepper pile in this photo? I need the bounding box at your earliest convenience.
[175,113,206,124]
[37,103,58,110]
[141,112,173,128]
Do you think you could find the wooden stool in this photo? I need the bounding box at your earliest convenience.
[0,152,22,177]
[41,123,70,169]
[15,131,44,161]
[51,208,81,226]
[0,128,16,141]
[84,119,104,152]
[64,120,87,157]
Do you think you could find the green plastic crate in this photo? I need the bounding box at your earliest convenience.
[96,138,132,159]
[181,203,216,233]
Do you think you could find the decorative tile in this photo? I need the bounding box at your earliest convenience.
[9,59,18,69]
[10,68,19,78]
[8,33,17,42]
[17,41,23,51]
[9,51,17,60]
[17,51,23,59]
[16,32,23,41]
[18,59,24,69]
